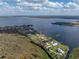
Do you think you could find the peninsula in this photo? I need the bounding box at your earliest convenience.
[0,25,69,59]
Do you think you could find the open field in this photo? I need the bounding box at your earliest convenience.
[69,47,79,59]
[0,33,50,59]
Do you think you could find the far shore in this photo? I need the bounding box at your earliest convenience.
[0,15,79,19]
[52,21,79,26]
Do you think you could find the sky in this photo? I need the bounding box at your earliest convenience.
[0,0,79,16]
[3,0,70,6]
[5,0,70,4]
[49,0,70,3]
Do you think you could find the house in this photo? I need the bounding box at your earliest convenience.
[44,42,52,49]
[57,48,65,54]
[50,41,58,46]
[57,53,63,56]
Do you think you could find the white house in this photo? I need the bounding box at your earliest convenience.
[45,42,52,49]
[50,41,58,46]
[57,48,65,54]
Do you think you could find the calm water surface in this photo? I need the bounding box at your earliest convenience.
[0,17,79,51]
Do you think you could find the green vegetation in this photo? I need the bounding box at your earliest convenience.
[0,33,50,59]
[69,47,79,59]
[29,34,69,59]
[55,34,61,37]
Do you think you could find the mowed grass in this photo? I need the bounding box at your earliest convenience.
[69,47,79,59]
[0,33,50,59]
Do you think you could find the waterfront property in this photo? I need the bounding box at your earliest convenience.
[30,34,69,59]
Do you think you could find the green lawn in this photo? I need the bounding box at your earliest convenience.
[69,47,79,59]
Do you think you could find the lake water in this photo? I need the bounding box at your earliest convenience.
[0,17,79,51]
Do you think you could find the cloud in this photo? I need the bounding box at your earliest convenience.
[73,0,79,4]
[0,1,23,16]
[45,2,64,8]
[0,0,79,16]
[16,0,49,10]
[16,0,64,10]
[17,0,48,4]
[64,2,79,9]
[17,1,44,10]
[16,0,79,10]
[17,0,21,2]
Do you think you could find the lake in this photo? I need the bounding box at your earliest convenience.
[0,16,79,51]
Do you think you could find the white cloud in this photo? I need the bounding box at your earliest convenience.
[17,0,48,4]
[73,0,79,4]
[16,0,79,10]
[0,0,79,16]
[16,0,21,2]
[16,2,43,10]
[45,2,64,8]
[0,1,22,14]
[16,0,65,10]
[16,0,49,10]
[64,2,79,9]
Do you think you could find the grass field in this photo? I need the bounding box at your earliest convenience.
[0,33,50,59]
[69,47,79,59]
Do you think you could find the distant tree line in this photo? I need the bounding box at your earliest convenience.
[0,24,38,35]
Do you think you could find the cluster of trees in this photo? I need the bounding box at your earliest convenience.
[0,24,37,35]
